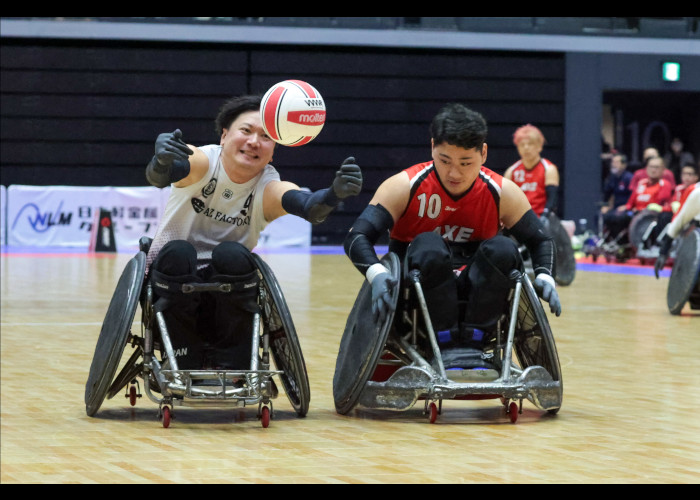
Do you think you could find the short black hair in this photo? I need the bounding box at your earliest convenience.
[215,95,262,136]
[429,103,488,151]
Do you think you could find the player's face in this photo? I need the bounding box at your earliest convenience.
[431,141,487,196]
[220,110,275,176]
[516,133,543,165]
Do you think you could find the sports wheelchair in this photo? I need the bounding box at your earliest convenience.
[85,238,310,428]
[333,253,562,424]
[584,208,671,264]
[665,225,700,315]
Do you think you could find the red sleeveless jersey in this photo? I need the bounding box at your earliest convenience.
[508,158,556,215]
[390,162,503,245]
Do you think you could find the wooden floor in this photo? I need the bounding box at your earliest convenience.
[1,249,699,484]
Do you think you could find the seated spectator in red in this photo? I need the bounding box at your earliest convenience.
[630,148,675,193]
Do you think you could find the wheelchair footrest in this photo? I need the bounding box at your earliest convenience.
[160,369,282,404]
[356,363,561,412]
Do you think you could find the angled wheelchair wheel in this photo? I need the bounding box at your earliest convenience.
[543,212,576,287]
[512,274,563,413]
[252,254,310,418]
[628,210,658,251]
[85,252,146,416]
[333,253,401,415]
[667,227,700,315]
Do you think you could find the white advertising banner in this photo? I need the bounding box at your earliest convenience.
[7,185,164,249]
[257,213,311,248]
[1,185,6,245]
[5,185,310,250]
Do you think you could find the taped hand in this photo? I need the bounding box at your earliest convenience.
[534,274,562,317]
[370,272,397,325]
[332,157,363,199]
[155,129,193,166]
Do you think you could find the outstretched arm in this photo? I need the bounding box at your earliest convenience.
[264,157,362,224]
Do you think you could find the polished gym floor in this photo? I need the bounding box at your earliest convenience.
[1,247,698,483]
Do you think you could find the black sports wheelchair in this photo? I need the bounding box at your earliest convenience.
[665,223,700,315]
[85,238,310,428]
[333,252,563,424]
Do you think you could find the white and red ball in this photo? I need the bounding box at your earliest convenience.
[260,80,326,146]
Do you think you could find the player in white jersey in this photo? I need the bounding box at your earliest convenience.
[144,94,362,369]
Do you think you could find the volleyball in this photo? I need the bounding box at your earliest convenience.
[260,80,326,146]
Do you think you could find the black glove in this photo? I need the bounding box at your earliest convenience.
[332,157,363,199]
[534,275,562,317]
[155,129,193,167]
[371,272,397,324]
[654,234,673,279]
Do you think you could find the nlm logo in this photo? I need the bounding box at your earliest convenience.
[304,99,324,107]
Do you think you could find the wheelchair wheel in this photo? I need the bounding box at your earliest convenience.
[543,212,576,287]
[333,253,401,415]
[667,227,700,315]
[629,210,658,250]
[85,252,146,416]
[252,254,310,418]
[511,274,563,413]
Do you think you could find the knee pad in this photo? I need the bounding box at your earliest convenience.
[405,232,454,288]
[211,241,257,276]
[472,235,522,277]
[151,240,198,276]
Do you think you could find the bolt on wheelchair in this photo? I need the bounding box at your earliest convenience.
[85,238,310,428]
[333,252,563,424]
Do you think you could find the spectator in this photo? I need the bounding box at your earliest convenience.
[663,137,696,185]
[601,153,633,213]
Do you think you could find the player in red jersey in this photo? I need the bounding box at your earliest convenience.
[603,156,674,242]
[344,103,560,352]
[504,124,560,217]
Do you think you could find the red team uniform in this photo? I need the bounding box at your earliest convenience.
[390,161,503,252]
[506,158,557,216]
[624,177,673,212]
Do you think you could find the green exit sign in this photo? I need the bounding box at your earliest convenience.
[662,62,681,82]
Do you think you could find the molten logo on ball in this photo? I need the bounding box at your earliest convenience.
[261,80,326,147]
[288,111,326,125]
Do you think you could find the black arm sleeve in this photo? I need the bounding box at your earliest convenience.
[508,209,556,277]
[544,185,559,212]
[343,204,395,275]
[146,156,190,188]
[281,188,339,225]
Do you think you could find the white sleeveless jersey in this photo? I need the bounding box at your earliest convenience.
[147,144,280,270]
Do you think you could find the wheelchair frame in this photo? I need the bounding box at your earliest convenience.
[335,253,563,424]
[85,244,310,428]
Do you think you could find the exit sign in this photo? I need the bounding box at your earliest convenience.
[662,62,681,82]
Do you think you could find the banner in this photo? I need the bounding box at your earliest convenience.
[7,185,165,249]
[1,185,6,245]
[5,185,310,250]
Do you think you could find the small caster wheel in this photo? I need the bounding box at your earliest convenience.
[260,406,271,428]
[428,402,438,424]
[162,406,171,428]
[129,385,138,406]
[509,402,519,423]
